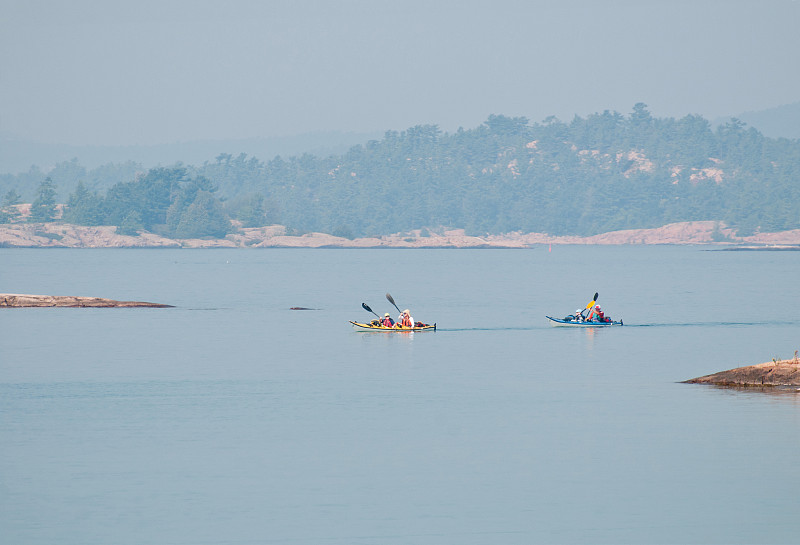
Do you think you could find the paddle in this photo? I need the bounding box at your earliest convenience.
[361,302,381,319]
[385,293,402,314]
[582,292,598,320]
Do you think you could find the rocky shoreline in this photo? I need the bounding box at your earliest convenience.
[685,359,800,388]
[0,293,173,308]
[1,221,800,248]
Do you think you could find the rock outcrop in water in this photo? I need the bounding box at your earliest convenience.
[685,358,800,387]
[0,293,173,308]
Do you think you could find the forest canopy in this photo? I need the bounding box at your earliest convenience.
[2,104,799,237]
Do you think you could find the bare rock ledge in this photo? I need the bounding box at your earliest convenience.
[0,293,173,308]
[684,360,800,387]
[3,221,800,248]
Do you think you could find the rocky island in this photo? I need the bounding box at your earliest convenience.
[685,356,800,388]
[0,293,173,308]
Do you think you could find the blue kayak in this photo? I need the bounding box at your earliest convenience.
[546,315,623,327]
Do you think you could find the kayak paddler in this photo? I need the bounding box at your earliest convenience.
[397,309,414,328]
[589,305,610,323]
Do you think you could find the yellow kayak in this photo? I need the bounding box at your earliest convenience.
[350,320,437,332]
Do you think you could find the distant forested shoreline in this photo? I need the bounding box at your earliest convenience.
[2,104,799,238]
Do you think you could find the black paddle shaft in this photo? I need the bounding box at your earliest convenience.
[385,293,402,314]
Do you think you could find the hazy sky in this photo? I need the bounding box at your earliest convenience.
[2,0,798,146]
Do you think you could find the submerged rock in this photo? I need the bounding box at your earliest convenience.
[684,359,800,387]
[0,293,173,308]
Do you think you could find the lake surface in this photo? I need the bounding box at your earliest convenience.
[2,246,799,544]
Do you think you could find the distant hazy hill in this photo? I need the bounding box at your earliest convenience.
[5,102,797,174]
[715,101,800,139]
[4,106,799,239]
[0,131,382,175]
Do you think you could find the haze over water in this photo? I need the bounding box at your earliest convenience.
[3,2,799,147]
[2,246,799,544]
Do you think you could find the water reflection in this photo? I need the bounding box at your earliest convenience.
[688,383,800,403]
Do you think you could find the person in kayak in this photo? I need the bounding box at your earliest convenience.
[589,305,610,322]
[573,309,585,322]
[381,313,395,327]
[397,309,414,328]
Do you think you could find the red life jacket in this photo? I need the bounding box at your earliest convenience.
[401,314,413,327]
[382,317,394,327]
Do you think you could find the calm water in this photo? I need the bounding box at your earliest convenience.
[1,246,799,545]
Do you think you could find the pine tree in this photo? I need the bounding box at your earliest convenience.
[174,191,231,238]
[0,189,23,223]
[63,181,104,225]
[29,178,58,223]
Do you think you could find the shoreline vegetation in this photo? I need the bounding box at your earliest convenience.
[0,293,173,308]
[4,109,800,243]
[2,220,800,249]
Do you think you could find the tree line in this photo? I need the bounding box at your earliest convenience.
[2,104,799,237]
[0,168,252,238]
